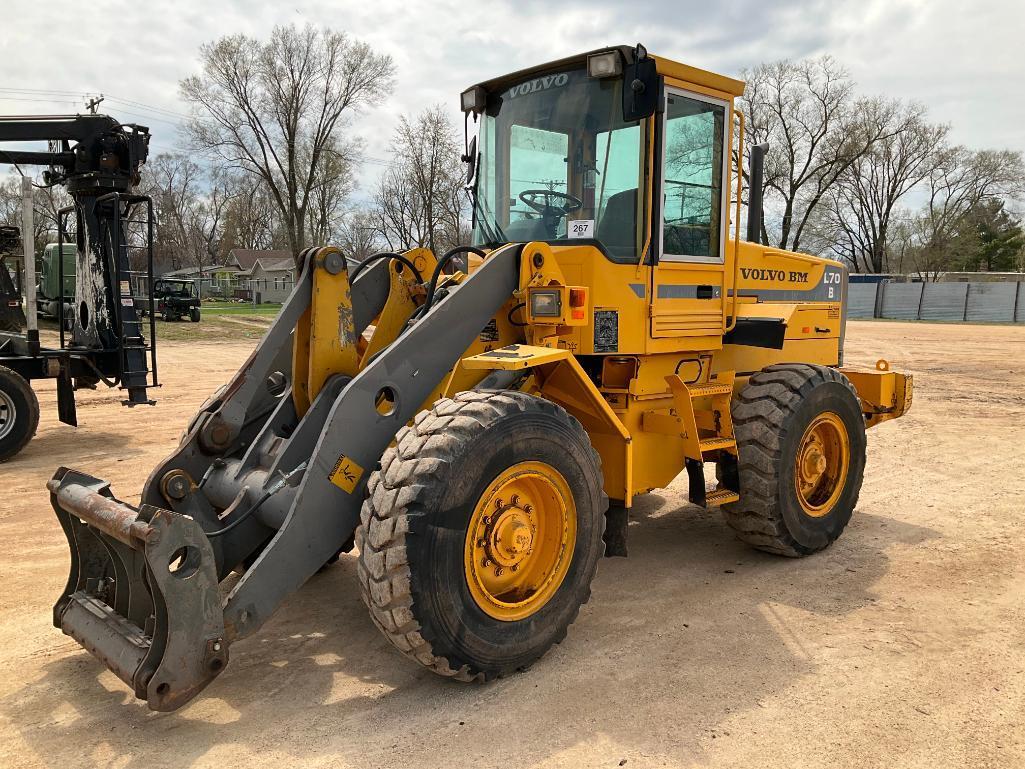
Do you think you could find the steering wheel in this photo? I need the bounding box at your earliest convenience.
[518,189,583,218]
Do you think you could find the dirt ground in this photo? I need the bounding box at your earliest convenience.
[1,320,1023,769]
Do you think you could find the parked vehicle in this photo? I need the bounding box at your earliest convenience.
[36,243,76,319]
[155,278,200,322]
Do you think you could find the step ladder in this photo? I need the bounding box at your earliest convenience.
[665,373,740,508]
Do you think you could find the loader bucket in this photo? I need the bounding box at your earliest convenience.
[50,467,228,711]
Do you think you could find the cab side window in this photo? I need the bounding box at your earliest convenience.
[661,93,726,261]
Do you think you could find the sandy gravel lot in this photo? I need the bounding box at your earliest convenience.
[0,320,1022,769]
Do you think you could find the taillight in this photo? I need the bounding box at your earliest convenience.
[569,288,586,320]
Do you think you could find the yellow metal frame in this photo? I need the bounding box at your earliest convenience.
[293,246,360,416]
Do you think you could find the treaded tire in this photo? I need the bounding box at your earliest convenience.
[190,308,201,323]
[721,363,866,557]
[0,365,40,462]
[356,390,607,680]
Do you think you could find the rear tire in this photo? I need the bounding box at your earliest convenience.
[0,365,39,462]
[720,363,866,557]
[356,390,607,680]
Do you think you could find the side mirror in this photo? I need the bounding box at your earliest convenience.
[622,44,659,122]
[746,143,769,244]
[462,135,478,189]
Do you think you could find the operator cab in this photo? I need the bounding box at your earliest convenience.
[462,46,744,266]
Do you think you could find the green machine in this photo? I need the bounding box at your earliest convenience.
[37,243,77,319]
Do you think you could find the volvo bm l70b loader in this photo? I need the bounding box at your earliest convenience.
[48,45,911,710]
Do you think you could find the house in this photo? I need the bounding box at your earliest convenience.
[231,252,297,303]
[157,249,298,302]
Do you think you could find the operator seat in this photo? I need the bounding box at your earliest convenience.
[504,216,549,242]
[596,189,638,260]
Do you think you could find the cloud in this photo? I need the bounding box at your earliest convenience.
[1,0,1022,197]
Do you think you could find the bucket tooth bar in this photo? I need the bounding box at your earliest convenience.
[50,467,226,711]
[48,243,521,710]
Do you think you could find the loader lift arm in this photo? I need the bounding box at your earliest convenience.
[49,243,521,710]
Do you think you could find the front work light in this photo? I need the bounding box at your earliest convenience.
[461,86,487,114]
[587,51,623,78]
[529,289,562,318]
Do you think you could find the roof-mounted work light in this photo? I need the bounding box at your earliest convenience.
[587,51,622,78]
[461,86,487,114]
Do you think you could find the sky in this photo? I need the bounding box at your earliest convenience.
[1,0,1023,200]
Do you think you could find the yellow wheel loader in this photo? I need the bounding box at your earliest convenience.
[48,45,912,710]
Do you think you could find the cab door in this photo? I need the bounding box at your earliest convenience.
[650,87,730,343]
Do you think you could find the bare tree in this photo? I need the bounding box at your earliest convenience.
[306,137,359,245]
[741,56,899,252]
[336,208,381,261]
[909,148,1025,279]
[180,24,395,262]
[820,105,949,272]
[141,153,229,276]
[0,172,73,254]
[219,172,283,253]
[371,105,468,254]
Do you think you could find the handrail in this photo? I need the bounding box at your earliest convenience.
[725,109,745,334]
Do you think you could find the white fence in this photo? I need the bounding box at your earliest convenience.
[848,281,1025,323]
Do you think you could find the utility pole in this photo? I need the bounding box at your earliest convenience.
[85,94,104,114]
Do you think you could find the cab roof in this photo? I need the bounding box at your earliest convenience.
[468,45,745,99]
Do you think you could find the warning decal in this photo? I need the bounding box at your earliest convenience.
[479,318,499,343]
[329,454,364,494]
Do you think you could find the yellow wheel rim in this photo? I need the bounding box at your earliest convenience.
[794,412,850,518]
[464,461,576,621]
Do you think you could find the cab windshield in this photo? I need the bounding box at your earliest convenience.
[472,67,644,260]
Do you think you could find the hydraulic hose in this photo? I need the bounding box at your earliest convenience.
[350,252,424,285]
[206,462,308,539]
[422,246,487,313]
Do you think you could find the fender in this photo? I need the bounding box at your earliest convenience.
[462,344,634,505]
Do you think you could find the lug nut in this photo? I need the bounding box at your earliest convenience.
[524,504,533,514]
[494,498,503,509]
[481,558,491,568]
[495,567,504,577]
[510,494,520,506]
[511,564,518,572]
[477,539,487,548]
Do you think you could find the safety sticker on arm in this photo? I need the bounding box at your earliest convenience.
[329,454,364,494]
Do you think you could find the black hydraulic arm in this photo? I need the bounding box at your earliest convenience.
[0,114,154,405]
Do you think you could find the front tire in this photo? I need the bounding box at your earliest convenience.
[189,308,201,323]
[0,365,40,462]
[721,364,866,556]
[356,390,607,680]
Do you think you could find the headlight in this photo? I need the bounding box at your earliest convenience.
[529,289,562,317]
[587,51,622,78]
